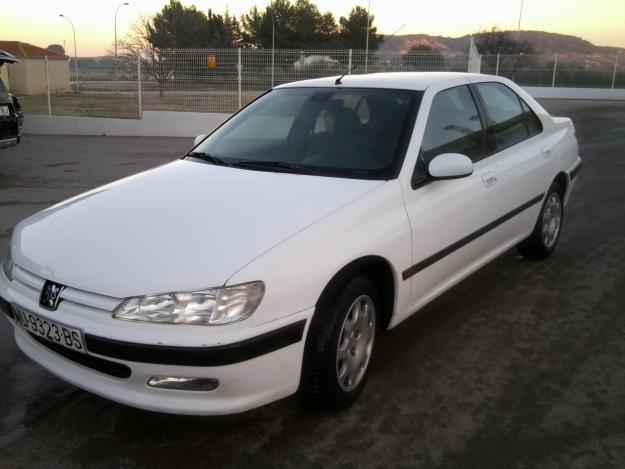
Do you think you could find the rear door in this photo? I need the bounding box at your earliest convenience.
[472,82,552,242]
[401,84,503,312]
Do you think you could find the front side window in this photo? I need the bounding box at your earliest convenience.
[475,82,533,152]
[420,85,485,164]
[189,87,421,180]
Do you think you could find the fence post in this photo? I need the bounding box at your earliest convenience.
[468,37,481,73]
[348,49,352,74]
[237,48,242,110]
[552,54,558,88]
[495,54,500,76]
[137,56,142,118]
[612,55,618,89]
[45,56,52,116]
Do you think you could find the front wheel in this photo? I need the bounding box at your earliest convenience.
[517,182,564,259]
[299,276,379,410]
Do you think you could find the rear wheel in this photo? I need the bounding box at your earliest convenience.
[299,276,379,410]
[517,182,564,259]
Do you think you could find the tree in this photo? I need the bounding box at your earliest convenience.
[240,0,342,49]
[222,9,242,47]
[402,44,446,70]
[149,0,207,48]
[118,1,245,97]
[147,0,239,49]
[118,15,172,97]
[47,44,65,55]
[338,6,383,50]
[474,26,533,55]
[240,6,264,48]
[240,0,297,49]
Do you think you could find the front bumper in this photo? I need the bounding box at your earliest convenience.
[0,136,19,149]
[0,111,20,149]
[0,268,312,415]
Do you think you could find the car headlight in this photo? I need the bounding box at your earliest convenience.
[113,281,265,325]
[2,237,13,282]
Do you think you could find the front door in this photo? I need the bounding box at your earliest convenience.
[400,84,503,317]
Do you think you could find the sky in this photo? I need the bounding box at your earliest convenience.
[2,0,625,56]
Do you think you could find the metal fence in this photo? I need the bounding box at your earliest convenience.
[12,49,624,119]
[481,54,623,89]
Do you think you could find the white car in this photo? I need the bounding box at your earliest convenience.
[293,55,340,71]
[0,72,581,415]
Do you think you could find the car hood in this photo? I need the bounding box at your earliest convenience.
[14,159,384,298]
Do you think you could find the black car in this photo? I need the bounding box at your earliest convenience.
[0,50,23,149]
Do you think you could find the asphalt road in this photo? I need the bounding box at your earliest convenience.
[1,100,624,468]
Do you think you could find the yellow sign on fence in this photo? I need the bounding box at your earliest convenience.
[208,54,216,70]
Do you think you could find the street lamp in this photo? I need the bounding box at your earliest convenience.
[516,0,524,52]
[59,14,79,91]
[271,15,275,88]
[114,2,130,92]
[364,0,371,73]
[511,0,525,80]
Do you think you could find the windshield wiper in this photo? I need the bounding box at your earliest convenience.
[230,160,312,174]
[186,151,231,166]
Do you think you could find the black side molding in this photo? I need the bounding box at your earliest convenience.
[402,193,545,280]
[28,332,132,379]
[569,160,582,181]
[85,319,307,367]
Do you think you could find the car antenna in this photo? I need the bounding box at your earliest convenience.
[335,64,359,85]
[334,23,406,85]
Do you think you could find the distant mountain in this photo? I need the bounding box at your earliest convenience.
[381,30,624,58]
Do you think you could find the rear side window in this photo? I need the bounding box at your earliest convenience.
[420,85,485,164]
[475,82,541,152]
[520,99,543,137]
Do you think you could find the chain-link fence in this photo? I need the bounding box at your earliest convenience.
[10,49,623,119]
[14,56,140,119]
[481,54,624,88]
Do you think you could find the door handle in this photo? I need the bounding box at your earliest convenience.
[482,172,498,188]
[541,146,552,158]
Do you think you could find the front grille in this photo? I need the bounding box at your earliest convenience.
[12,265,123,313]
[28,332,132,379]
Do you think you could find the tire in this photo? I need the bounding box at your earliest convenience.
[517,182,564,259]
[299,276,379,411]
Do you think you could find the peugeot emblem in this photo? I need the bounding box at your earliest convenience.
[39,280,66,311]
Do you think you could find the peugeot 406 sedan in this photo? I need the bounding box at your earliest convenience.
[0,72,581,415]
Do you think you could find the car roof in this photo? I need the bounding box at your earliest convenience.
[275,72,504,92]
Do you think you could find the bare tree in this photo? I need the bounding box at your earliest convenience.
[118,16,172,97]
[475,25,533,55]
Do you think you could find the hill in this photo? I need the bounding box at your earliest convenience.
[381,30,625,58]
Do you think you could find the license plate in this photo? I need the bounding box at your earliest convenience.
[12,305,86,354]
[0,106,9,117]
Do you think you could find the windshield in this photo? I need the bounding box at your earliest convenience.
[188,87,422,179]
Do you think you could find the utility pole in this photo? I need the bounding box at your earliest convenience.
[364,0,371,73]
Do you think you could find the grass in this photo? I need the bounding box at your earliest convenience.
[21,91,261,119]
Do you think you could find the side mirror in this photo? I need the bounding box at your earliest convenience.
[428,153,473,180]
[194,134,207,146]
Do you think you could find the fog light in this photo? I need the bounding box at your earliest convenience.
[147,376,219,391]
